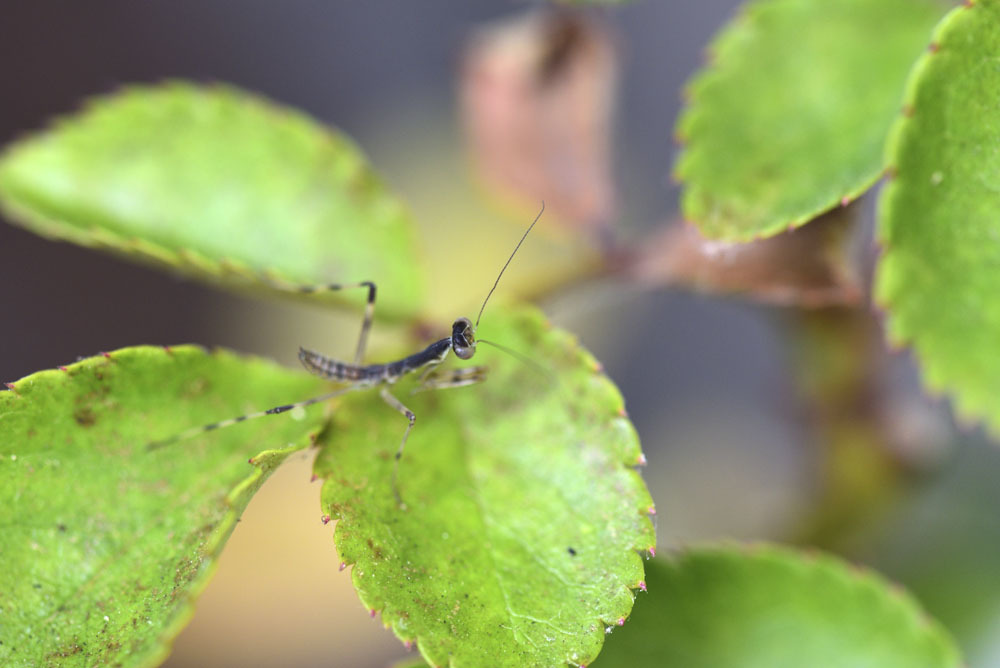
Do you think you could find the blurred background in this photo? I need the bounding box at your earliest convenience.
[2,2,999,667]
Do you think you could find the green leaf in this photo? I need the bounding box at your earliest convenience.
[0,82,424,318]
[0,346,328,667]
[314,305,654,668]
[877,1,1000,433]
[594,544,962,668]
[675,0,950,240]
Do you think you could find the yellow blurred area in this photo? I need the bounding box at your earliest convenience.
[360,101,603,325]
[161,102,600,668]
[163,453,408,668]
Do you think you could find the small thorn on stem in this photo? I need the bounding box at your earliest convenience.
[310,473,319,482]
[321,515,331,525]
[404,640,414,651]
[647,505,656,516]
[617,617,625,626]
[649,546,656,558]
[840,195,850,207]
[636,453,647,466]
[369,609,377,619]
[638,580,647,592]
[339,562,347,572]
[247,457,255,465]
[58,366,69,372]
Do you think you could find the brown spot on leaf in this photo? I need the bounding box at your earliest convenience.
[366,538,385,561]
[74,407,97,427]
[47,642,83,659]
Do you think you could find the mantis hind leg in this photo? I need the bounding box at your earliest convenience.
[293,280,376,365]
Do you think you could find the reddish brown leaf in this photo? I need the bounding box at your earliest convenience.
[630,207,863,308]
[461,10,618,238]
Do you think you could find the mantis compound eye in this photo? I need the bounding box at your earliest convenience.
[452,317,476,360]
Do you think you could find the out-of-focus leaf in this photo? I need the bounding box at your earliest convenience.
[675,0,951,240]
[593,544,962,668]
[850,437,1000,663]
[314,305,654,668]
[462,11,617,239]
[0,346,327,667]
[0,82,424,318]
[631,206,862,307]
[877,1,1000,433]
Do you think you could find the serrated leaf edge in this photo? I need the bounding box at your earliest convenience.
[661,541,962,666]
[0,81,423,320]
[672,1,912,242]
[874,1,992,432]
[320,310,654,668]
[2,344,325,668]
